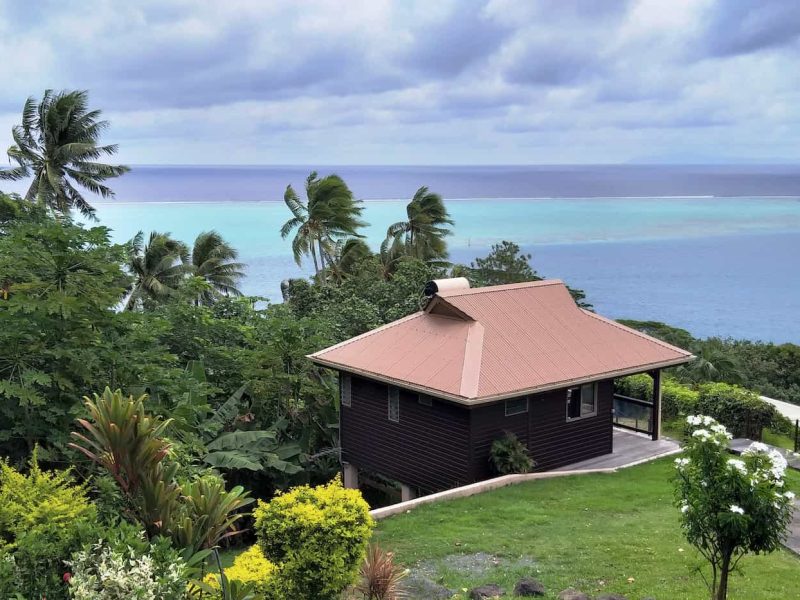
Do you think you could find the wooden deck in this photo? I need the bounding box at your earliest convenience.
[554,428,680,471]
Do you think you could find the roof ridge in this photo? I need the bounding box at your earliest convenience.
[581,309,694,357]
[438,279,563,298]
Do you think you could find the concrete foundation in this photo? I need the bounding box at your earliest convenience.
[343,463,359,489]
[400,483,416,502]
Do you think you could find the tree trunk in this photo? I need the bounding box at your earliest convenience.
[310,242,319,277]
[716,554,732,600]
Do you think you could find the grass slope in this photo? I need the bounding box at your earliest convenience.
[375,459,800,599]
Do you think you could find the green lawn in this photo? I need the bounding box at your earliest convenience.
[375,459,800,600]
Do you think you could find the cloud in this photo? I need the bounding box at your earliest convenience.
[0,0,799,164]
[700,1,800,58]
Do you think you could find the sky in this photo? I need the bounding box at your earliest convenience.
[0,0,799,165]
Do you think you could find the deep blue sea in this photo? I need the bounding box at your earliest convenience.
[5,165,799,343]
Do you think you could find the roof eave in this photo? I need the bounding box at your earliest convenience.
[306,353,695,407]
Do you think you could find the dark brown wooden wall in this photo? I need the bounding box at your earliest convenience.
[469,380,614,479]
[342,375,471,493]
[341,373,613,492]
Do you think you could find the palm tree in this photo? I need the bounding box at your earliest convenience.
[0,90,129,218]
[678,340,743,384]
[190,231,245,304]
[280,172,367,279]
[124,231,188,311]
[324,238,372,284]
[386,186,453,263]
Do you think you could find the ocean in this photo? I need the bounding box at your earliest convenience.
[4,165,800,343]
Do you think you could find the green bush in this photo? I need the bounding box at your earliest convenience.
[253,477,374,600]
[662,379,699,419]
[0,450,99,599]
[614,374,653,401]
[203,545,280,599]
[696,382,778,440]
[489,432,535,475]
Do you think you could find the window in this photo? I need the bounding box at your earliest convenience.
[566,383,597,420]
[388,386,400,422]
[505,397,528,416]
[340,375,351,407]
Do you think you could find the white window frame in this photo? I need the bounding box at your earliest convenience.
[388,386,400,422]
[505,397,529,416]
[340,374,351,407]
[566,382,598,421]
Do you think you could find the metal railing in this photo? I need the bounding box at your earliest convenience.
[613,393,654,435]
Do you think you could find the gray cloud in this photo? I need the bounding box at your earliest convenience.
[0,0,798,164]
[700,1,800,58]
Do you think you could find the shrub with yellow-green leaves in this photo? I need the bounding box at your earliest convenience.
[0,450,99,599]
[254,477,374,600]
[203,545,280,599]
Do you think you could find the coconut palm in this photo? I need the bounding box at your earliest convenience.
[190,231,245,305]
[280,172,367,279]
[124,231,188,311]
[386,186,453,263]
[0,90,129,219]
[324,238,372,284]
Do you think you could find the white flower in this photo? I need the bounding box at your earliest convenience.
[692,428,711,440]
[680,503,690,514]
[675,457,691,468]
[687,415,702,426]
[785,491,796,501]
[702,415,715,426]
[744,441,769,455]
[727,459,747,475]
[730,505,745,515]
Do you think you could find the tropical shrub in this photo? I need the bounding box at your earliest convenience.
[696,382,779,439]
[614,374,653,401]
[674,415,794,600]
[67,536,188,600]
[202,545,279,599]
[0,450,99,599]
[354,543,408,600]
[662,379,699,419]
[254,477,374,600]
[71,388,253,556]
[489,432,534,475]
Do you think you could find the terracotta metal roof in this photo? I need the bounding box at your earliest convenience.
[308,280,694,405]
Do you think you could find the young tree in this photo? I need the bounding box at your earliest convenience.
[674,415,794,600]
[0,90,129,218]
[190,230,245,304]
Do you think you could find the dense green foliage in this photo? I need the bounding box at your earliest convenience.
[620,320,800,406]
[674,416,794,599]
[0,90,129,218]
[0,451,99,598]
[615,375,789,439]
[254,478,374,600]
[489,432,535,475]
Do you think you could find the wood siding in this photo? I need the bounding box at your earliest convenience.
[341,373,614,492]
[342,375,471,494]
[527,380,614,471]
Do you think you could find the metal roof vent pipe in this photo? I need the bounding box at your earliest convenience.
[423,277,471,298]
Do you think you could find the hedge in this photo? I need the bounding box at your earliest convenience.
[614,376,788,440]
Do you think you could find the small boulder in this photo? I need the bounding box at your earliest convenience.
[597,595,628,600]
[470,584,504,599]
[514,578,546,596]
[401,573,453,599]
[558,589,591,600]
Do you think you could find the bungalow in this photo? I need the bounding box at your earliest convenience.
[308,278,694,500]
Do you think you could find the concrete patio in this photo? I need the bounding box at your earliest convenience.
[555,428,681,471]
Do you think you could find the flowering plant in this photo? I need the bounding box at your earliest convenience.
[674,415,794,600]
[67,536,188,600]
